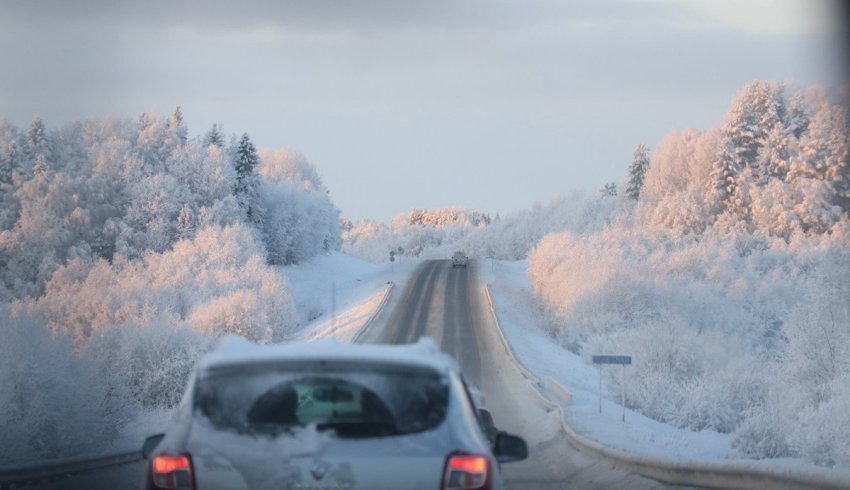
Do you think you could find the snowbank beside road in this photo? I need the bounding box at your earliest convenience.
[485,258,750,463]
[284,252,417,341]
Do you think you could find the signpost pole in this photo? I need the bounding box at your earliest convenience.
[621,364,626,423]
[598,366,602,414]
[591,355,632,421]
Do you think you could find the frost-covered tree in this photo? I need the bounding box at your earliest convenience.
[203,123,224,148]
[233,133,264,225]
[258,149,341,264]
[723,81,789,173]
[27,117,48,157]
[0,308,132,465]
[176,203,195,239]
[135,111,168,172]
[0,121,20,186]
[166,106,188,148]
[600,181,617,197]
[625,144,650,200]
[709,82,796,217]
[258,148,326,191]
[791,102,850,214]
[31,154,47,177]
[23,117,52,176]
[756,124,794,182]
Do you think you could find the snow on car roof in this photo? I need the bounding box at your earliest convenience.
[198,335,459,374]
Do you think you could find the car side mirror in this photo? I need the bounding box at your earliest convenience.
[141,433,165,459]
[494,432,528,463]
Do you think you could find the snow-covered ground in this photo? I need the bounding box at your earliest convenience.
[284,252,420,341]
[284,252,392,341]
[484,258,768,463]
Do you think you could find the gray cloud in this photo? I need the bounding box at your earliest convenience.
[0,0,845,221]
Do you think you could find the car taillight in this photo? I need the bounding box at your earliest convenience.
[442,453,490,490]
[149,453,194,490]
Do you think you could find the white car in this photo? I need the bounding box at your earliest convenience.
[141,337,527,490]
[452,252,469,268]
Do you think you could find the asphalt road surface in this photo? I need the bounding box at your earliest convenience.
[360,260,692,490]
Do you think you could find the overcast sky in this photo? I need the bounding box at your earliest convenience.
[1,0,846,221]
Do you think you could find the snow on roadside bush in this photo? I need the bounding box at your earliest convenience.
[15,223,297,346]
[525,82,850,466]
[82,320,210,409]
[0,307,131,466]
[733,249,850,464]
[528,223,850,465]
[262,180,340,265]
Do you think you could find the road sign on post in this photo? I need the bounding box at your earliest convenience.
[591,355,631,365]
[592,355,632,422]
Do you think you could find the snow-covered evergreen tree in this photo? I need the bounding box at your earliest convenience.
[176,203,195,239]
[203,123,224,148]
[791,102,850,214]
[625,143,650,200]
[166,106,187,148]
[723,81,788,172]
[0,119,21,181]
[756,124,794,182]
[25,117,51,175]
[233,133,263,225]
[600,181,617,197]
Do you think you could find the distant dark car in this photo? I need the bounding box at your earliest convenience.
[141,337,527,490]
[452,252,469,268]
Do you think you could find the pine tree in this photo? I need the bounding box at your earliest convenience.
[600,182,617,197]
[233,133,263,224]
[787,92,810,138]
[0,140,17,186]
[28,117,47,153]
[625,143,650,200]
[26,117,51,173]
[723,81,790,181]
[204,124,224,148]
[790,103,850,214]
[757,125,794,183]
[167,106,188,148]
[176,203,195,239]
[708,143,740,215]
[32,154,47,177]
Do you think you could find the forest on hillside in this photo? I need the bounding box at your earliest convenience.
[529,82,850,467]
[0,110,341,465]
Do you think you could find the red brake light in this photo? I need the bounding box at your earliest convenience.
[150,454,194,490]
[443,453,490,490]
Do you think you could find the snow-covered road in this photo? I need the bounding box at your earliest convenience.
[359,259,690,489]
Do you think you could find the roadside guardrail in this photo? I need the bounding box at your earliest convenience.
[0,449,140,490]
[352,281,394,343]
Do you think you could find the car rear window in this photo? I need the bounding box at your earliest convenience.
[194,363,449,439]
